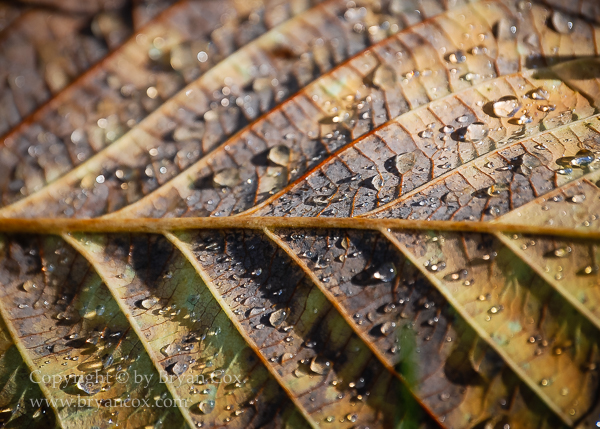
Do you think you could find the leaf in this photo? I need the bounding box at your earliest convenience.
[1,0,600,427]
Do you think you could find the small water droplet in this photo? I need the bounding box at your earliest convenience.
[373,262,397,282]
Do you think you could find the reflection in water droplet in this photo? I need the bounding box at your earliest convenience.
[268,145,291,166]
[492,96,521,118]
[419,130,433,138]
[213,168,240,187]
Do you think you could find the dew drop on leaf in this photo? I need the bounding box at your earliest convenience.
[551,11,574,34]
[570,149,595,167]
[198,399,215,414]
[393,152,417,175]
[268,145,291,166]
[372,262,397,282]
[310,356,331,374]
[462,122,489,142]
[213,168,240,187]
[269,308,288,327]
[492,96,522,118]
[372,64,396,90]
[380,321,396,335]
[554,246,572,258]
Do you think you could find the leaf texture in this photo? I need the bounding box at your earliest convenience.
[1,0,600,428]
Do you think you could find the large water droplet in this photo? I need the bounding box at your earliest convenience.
[492,96,522,118]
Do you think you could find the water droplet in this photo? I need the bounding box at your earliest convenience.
[553,246,572,258]
[569,194,586,204]
[213,168,240,187]
[380,321,396,335]
[528,87,549,100]
[171,362,188,376]
[310,357,331,375]
[462,122,489,142]
[77,377,101,395]
[446,50,466,64]
[419,130,434,138]
[551,11,574,34]
[198,400,215,414]
[494,18,518,41]
[21,280,36,293]
[372,64,396,90]
[373,262,397,282]
[393,152,417,175]
[141,297,158,309]
[269,308,288,327]
[492,96,522,118]
[570,149,595,167]
[268,145,291,166]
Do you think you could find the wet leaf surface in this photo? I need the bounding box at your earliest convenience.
[1,0,600,427]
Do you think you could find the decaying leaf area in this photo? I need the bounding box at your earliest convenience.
[1,0,600,427]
